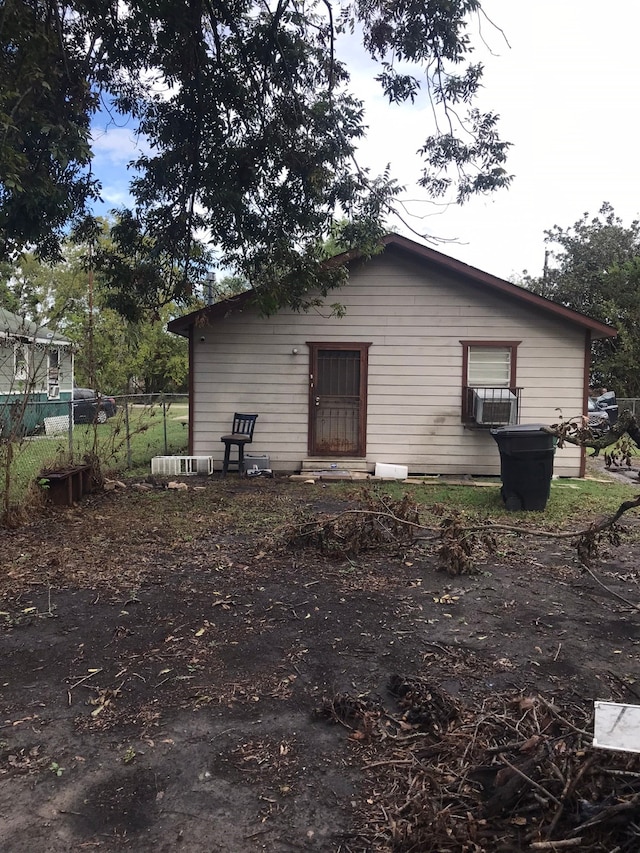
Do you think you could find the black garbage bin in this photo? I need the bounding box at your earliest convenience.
[491,424,556,511]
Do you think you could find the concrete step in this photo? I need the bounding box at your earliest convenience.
[300,458,370,473]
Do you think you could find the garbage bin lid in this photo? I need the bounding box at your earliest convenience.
[490,423,549,437]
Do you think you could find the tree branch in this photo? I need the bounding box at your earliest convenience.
[543,409,640,454]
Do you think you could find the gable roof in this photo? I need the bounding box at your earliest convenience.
[168,233,618,340]
[0,307,71,345]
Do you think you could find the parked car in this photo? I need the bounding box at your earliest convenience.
[587,390,618,434]
[73,388,117,424]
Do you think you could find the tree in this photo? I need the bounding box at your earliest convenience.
[0,0,98,261]
[0,234,189,394]
[1,0,512,313]
[86,209,209,324]
[598,258,640,395]
[524,203,640,396]
[128,307,189,393]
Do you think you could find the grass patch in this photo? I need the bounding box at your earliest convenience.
[89,403,189,475]
[332,476,639,530]
[2,403,189,506]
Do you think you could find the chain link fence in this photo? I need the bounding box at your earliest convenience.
[618,399,640,417]
[1,393,189,517]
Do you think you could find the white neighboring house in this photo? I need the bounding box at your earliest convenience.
[168,234,616,477]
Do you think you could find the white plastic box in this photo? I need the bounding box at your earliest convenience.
[374,463,409,480]
[151,456,214,476]
[44,415,70,436]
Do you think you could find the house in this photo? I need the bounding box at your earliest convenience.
[168,234,616,478]
[0,307,74,435]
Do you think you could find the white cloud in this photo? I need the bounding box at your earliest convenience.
[91,126,146,167]
[348,0,640,279]
[90,124,148,213]
[95,184,134,209]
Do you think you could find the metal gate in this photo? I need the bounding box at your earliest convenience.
[309,343,369,456]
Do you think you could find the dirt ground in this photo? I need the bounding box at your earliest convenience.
[0,476,639,852]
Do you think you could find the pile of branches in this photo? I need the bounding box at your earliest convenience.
[280,488,636,580]
[281,490,497,574]
[319,677,640,852]
[283,491,423,558]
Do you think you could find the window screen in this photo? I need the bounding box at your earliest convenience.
[468,347,511,387]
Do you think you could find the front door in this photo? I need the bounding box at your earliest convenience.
[308,343,370,457]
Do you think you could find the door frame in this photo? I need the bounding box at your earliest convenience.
[307,341,371,457]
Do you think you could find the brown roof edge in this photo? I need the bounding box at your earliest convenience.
[167,233,618,340]
[167,289,256,337]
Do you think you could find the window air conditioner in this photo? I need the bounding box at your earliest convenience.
[473,388,517,426]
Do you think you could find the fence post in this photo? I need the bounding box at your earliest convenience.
[124,396,132,469]
[163,397,168,455]
[68,399,74,461]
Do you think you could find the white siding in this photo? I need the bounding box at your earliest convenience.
[190,252,586,476]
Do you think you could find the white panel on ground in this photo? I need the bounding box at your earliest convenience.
[593,701,640,753]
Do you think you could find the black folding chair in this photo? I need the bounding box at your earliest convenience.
[220,413,258,476]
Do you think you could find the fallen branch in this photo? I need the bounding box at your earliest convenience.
[580,562,640,612]
[569,793,640,834]
[286,498,640,548]
[283,489,640,586]
[545,754,595,839]
[66,668,104,706]
[543,409,640,454]
[499,755,563,808]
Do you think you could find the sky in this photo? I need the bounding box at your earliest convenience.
[90,0,640,283]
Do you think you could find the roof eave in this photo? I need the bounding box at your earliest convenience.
[168,290,257,337]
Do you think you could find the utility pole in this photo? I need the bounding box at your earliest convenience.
[88,241,95,389]
[543,249,549,284]
[205,272,216,306]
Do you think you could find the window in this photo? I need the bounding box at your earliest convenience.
[48,349,60,375]
[14,344,28,383]
[460,341,520,425]
[467,346,512,387]
[47,349,61,398]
